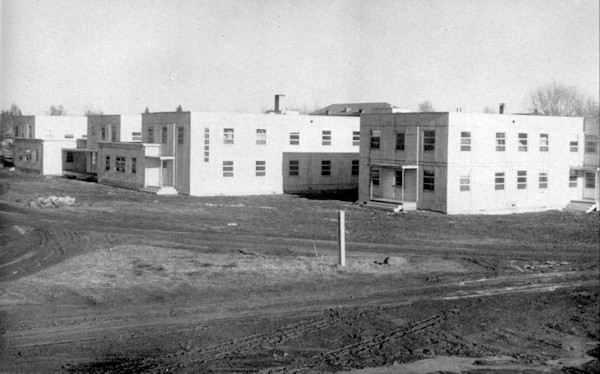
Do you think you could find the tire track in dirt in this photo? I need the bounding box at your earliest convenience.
[259,309,459,373]
[0,227,91,281]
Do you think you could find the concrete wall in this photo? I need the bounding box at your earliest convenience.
[358,112,449,212]
[445,113,584,214]
[120,115,142,142]
[97,142,145,190]
[35,116,87,140]
[13,138,43,173]
[282,152,359,192]
[188,112,359,196]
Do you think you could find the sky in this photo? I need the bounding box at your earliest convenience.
[1,0,598,116]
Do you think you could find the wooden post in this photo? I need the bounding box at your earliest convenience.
[339,210,346,266]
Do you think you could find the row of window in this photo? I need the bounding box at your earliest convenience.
[104,155,137,174]
[220,160,360,178]
[222,128,361,147]
[369,169,594,191]
[370,130,599,154]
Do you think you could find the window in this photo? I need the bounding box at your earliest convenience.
[517,170,527,189]
[423,170,435,191]
[370,130,381,149]
[91,153,96,165]
[256,161,266,176]
[92,127,97,138]
[460,175,470,191]
[496,132,506,151]
[25,149,32,161]
[395,169,403,186]
[105,156,110,171]
[423,130,435,151]
[289,160,299,176]
[352,131,360,146]
[132,132,142,141]
[585,135,598,153]
[223,161,234,177]
[204,128,210,162]
[101,126,107,141]
[460,132,471,151]
[290,132,300,145]
[351,160,359,176]
[147,127,154,143]
[396,132,405,151]
[33,150,38,163]
[585,172,596,189]
[518,133,528,152]
[495,172,505,190]
[539,172,548,189]
[131,158,137,174]
[116,156,125,173]
[111,125,117,142]
[539,134,549,152]
[371,169,380,186]
[66,152,73,163]
[161,126,168,144]
[321,160,331,176]
[570,140,578,152]
[256,129,267,145]
[223,128,234,144]
[322,130,331,146]
[569,170,578,188]
[177,127,184,145]
[64,134,74,139]
[19,149,23,161]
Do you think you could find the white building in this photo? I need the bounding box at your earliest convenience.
[359,112,598,214]
[96,111,360,196]
[11,115,87,175]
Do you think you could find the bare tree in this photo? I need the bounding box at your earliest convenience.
[529,82,599,117]
[84,106,103,116]
[47,105,67,116]
[418,101,435,112]
[9,104,22,116]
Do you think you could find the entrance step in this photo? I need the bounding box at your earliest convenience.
[365,200,416,212]
[141,186,178,195]
[564,200,596,212]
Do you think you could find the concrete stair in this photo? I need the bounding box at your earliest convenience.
[141,186,178,195]
[364,200,416,212]
[564,200,597,212]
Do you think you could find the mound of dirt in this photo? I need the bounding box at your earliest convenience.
[26,196,76,209]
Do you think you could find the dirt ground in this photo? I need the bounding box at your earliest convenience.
[0,169,598,374]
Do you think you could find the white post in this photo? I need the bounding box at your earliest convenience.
[339,210,346,266]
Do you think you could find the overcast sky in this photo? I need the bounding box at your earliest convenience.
[1,0,598,115]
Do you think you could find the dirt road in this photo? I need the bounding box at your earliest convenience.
[0,170,598,373]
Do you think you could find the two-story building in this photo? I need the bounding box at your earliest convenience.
[62,114,142,178]
[11,115,87,175]
[95,111,360,196]
[359,112,597,214]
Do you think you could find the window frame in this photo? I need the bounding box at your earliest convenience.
[351,160,359,177]
[289,160,299,177]
[105,156,110,171]
[518,133,528,152]
[396,132,405,151]
[495,172,505,190]
[131,157,137,174]
[222,160,234,177]
[370,130,381,149]
[177,126,184,145]
[539,133,549,152]
[585,135,598,153]
[161,126,168,144]
[395,169,403,187]
[371,168,380,186]
[569,170,578,188]
[256,129,267,145]
[517,170,527,189]
[115,156,126,173]
[570,140,578,152]
[223,128,234,145]
[255,160,266,176]
[538,172,548,189]
[496,132,506,152]
[352,131,360,146]
[322,130,331,146]
[460,132,471,151]
[321,160,331,176]
[423,130,435,152]
[423,170,435,191]
[290,132,300,145]
[460,175,470,191]
[66,151,74,163]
